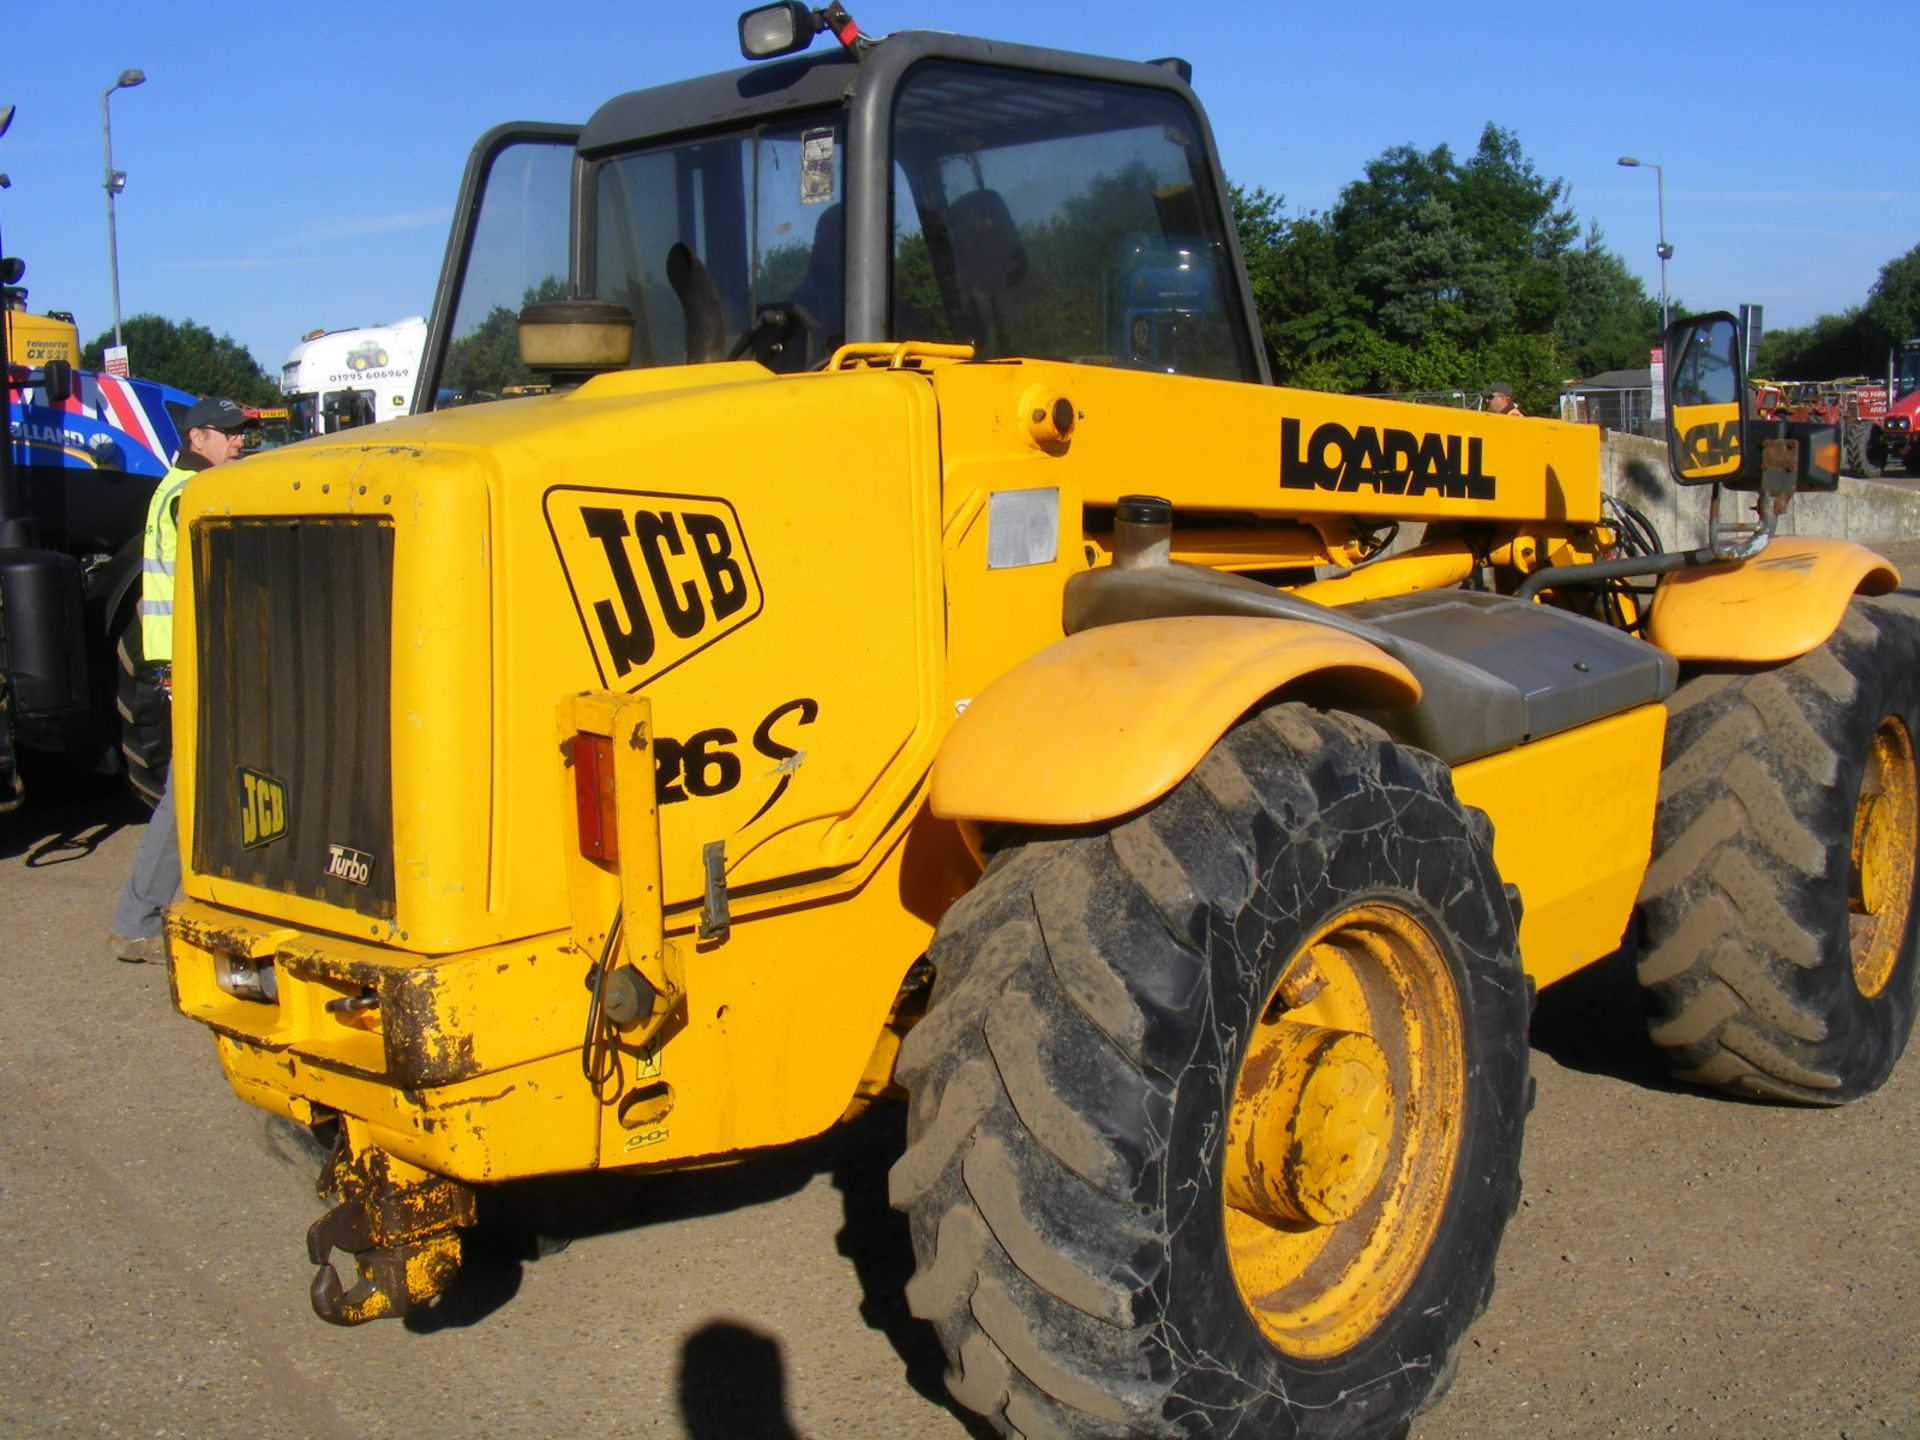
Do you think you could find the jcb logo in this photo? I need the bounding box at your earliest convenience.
[1672,406,1743,479]
[546,487,763,691]
[238,766,289,849]
[1678,420,1739,467]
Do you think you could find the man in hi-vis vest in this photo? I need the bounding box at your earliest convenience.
[109,395,254,964]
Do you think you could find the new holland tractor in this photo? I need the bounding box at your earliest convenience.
[160,8,1917,1436]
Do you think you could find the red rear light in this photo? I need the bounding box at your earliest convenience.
[572,733,618,863]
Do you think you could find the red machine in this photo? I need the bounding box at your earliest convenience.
[1869,338,1920,475]
[1751,373,1892,476]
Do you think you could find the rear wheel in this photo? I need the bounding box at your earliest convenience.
[114,617,169,808]
[892,705,1529,1438]
[1638,593,1920,1102]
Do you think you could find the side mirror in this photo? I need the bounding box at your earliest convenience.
[41,358,73,406]
[1664,311,1748,486]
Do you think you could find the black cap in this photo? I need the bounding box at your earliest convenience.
[181,395,256,432]
[1116,494,1172,526]
[1487,381,1513,399]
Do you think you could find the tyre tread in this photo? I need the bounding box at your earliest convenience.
[1638,595,1920,1102]
[894,703,1528,1436]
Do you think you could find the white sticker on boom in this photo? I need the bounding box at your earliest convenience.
[801,128,835,205]
[987,488,1059,570]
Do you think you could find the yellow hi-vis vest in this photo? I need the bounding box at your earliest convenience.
[138,461,194,663]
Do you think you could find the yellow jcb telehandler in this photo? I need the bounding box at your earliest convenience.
[162,7,1915,1436]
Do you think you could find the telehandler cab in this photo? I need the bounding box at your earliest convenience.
[164,9,1918,1436]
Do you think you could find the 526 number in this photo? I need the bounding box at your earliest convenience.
[655,728,742,800]
[655,697,819,807]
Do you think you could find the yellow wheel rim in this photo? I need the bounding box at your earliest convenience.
[1221,902,1465,1359]
[1850,716,1918,999]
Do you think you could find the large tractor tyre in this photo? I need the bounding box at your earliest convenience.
[1638,593,1920,1103]
[1846,421,1882,480]
[892,705,1530,1439]
[114,619,170,808]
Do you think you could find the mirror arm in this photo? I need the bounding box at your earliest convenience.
[1521,385,1795,602]
[1705,481,1782,563]
[1511,547,1711,603]
[1514,475,1788,603]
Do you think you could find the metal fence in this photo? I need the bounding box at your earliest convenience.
[1557,385,1655,433]
[1357,384,1659,434]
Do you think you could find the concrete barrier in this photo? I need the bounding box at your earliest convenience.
[1601,431,1920,550]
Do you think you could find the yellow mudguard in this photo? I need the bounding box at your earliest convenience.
[930,615,1418,826]
[1648,536,1900,663]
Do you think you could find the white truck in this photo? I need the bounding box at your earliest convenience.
[279,316,426,439]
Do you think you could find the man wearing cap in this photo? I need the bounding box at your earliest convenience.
[1486,381,1525,417]
[108,396,255,964]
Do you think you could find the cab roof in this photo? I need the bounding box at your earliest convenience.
[577,31,1193,155]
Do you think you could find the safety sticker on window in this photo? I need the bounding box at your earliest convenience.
[801,128,835,205]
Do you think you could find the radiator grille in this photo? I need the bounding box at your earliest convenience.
[192,517,396,917]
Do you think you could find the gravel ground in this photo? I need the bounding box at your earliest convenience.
[3,542,1917,1439]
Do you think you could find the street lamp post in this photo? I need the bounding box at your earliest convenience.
[101,68,146,350]
[1617,155,1671,337]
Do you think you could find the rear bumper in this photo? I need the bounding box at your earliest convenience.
[168,901,600,1182]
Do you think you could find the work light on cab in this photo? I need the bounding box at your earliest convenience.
[738,2,863,60]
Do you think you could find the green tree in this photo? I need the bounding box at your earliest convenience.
[1756,242,1920,379]
[1330,125,1574,354]
[1556,226,1661,376]
[1455,125,1577,333]
[441,276,568,397]
[1232,126,1654,412]
[756,239,812,303]
[80,314,277,404]
[1865,243,1920,356]
[1755,307,1876,379]
[1230,184,1362,384]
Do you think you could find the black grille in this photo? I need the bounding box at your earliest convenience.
[192,517,396,917]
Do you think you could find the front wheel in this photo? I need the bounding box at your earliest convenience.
[892,705,1529,1438]
[1639,593,1920,1102]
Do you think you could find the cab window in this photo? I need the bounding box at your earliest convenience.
[591,117,846,372]
[889,62,1254,380]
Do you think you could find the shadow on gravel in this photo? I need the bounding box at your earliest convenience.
[1526,935,1688,1095]
[0,760,144,864]
[829,1106,997,1439]
[407,1103,993,1434]
[678,1321,802,1440]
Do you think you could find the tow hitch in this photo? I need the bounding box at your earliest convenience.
[306,1127,476,1325]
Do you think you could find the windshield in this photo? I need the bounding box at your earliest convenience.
[427,61,1250,397]
[285,390,375,438]
[435,137,577,408]
[888,62,1253,380]
[592,116,846,373]
[1898,345,1920,402]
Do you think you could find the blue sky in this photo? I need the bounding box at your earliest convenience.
[5,2,1911,379]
